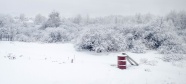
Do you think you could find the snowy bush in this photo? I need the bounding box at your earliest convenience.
[75,25,126,52]
[121,25,147,53]
[130,40,146,53]
[162,54,185,62]
[158,39,186,61]
[75,25,147,53]
[15,34,31,42]
[158,40,186,54]
[40,28,74,43]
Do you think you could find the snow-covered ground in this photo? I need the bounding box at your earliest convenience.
[0,41,186,84]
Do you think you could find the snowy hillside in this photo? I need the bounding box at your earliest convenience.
[0,41,186,84]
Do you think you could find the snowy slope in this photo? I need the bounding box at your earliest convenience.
[0,41,186,84]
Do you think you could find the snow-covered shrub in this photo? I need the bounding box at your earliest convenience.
[58,22,81,42]
[158,39,186,54]
[138,18,186,61]
[40,28,74,43]
[14,34,30,42]
[157,37,186,61]
[75,24,147,53]
[142,20,166,49]
[162,54,185,62]
[177,29,186,42]
[130,40,146,53]
[75,27,107,52]
[75,25,126,52]
[122,25,147,53]
[41,28,62,43]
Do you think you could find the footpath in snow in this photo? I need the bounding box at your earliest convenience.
[0,41,186,84]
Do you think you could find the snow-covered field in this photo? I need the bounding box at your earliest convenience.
[0,41,186,84]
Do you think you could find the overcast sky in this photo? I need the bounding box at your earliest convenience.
[0,0,186,17]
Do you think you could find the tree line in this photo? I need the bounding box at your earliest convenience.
[0,11,186,61]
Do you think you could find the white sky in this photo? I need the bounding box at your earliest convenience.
[0,0,186,17]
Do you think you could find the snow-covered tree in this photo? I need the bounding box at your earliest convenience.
[73,14,82,25]
[19,14,27,22]
[42,11,61,29]
[34,14,46,25]
[0,15,16,41]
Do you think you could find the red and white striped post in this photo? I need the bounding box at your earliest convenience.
[118,53,127,69]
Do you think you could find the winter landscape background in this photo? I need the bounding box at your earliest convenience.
[1,11,186,61]
[1,0,186,84]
